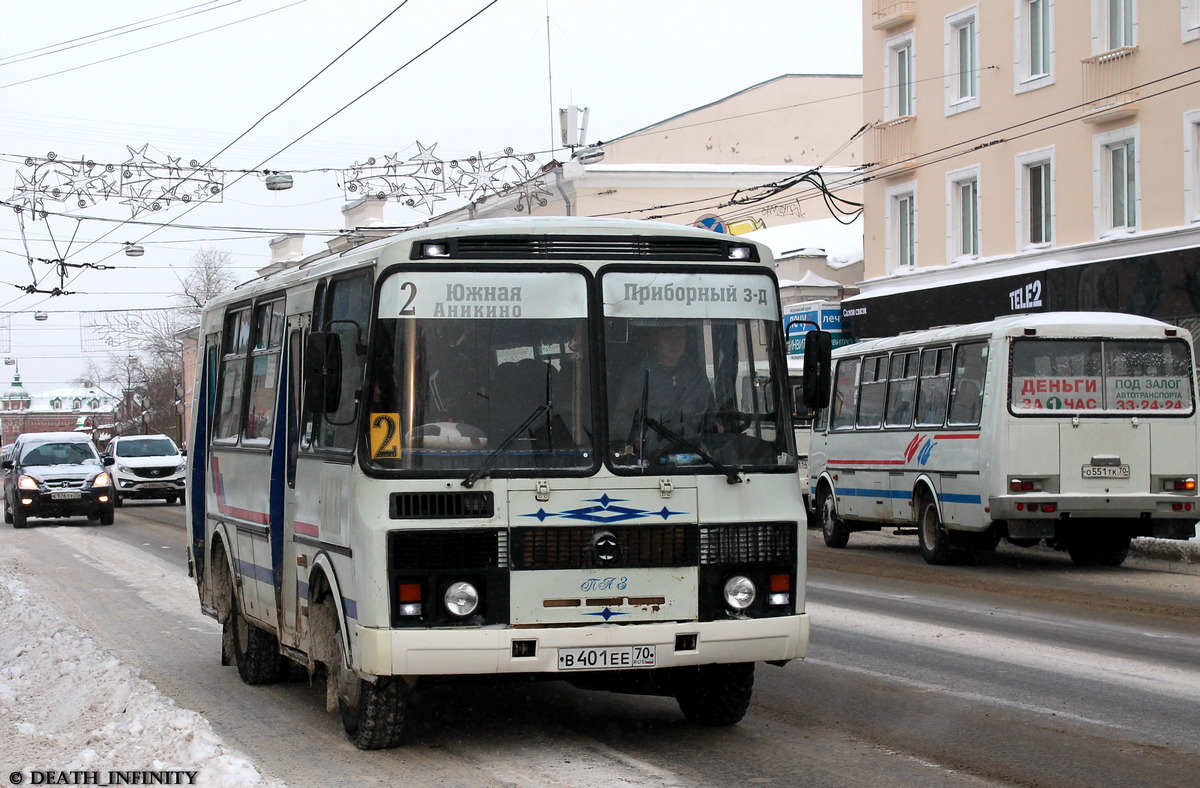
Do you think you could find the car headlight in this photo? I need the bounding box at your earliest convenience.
[175,462,187,473]
[18,475,40,490]
[93,473,111,487]
[723,575,757,611]
[443,581,480,618]
[117,464,133,474]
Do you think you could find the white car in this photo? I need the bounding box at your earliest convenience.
[105,434,186,506]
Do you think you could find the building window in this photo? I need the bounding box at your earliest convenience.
[946,8,980,114]
[72,399,81,410]
[1094,0,1136,51]
[886,32,916,119]
[947,167,981,260]
[1185,110,1200,222]
[51,398,62,410]
[1186,0,1200,43]
[1094,126,1139,235]
[887,183,917,270]
[1016,0,1055,92]
[1017,148,1055,248]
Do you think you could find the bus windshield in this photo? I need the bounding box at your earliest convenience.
[365,269,593,473]
[1010,338,1195,414]
[603,271,794,473]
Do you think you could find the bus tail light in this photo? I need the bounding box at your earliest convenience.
[398,582,423,617]
[1009,478,1045,492]
[1016,502,1056,513]
[1163,478,1197,492]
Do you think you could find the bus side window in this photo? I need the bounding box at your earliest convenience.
[830,358,860,431]
[885,351,918,427]
[948,342,987,426]
[855,355,888,429]
[312,271,372,451]
[915,347,951,427]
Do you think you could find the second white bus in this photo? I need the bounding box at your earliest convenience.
[809,312,1199,566]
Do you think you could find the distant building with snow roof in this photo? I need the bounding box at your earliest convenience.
[0,368,121,447]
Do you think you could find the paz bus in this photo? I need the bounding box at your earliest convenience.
[185,217,826,748]
[808,312,1198,567]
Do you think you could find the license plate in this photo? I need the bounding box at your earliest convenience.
[51,491,81,500]
[1082,464,1130,478]
[558,645,656,671]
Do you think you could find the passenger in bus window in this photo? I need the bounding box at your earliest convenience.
[612,324,718,458]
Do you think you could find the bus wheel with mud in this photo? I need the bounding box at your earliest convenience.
[331,622,408,749]
[228,594,285,685]
[917,494,955,565]
[673,662,754,726]
[817,485,849,549]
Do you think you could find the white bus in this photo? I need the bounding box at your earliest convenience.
[186,217,820,748]
[809,312,1198,567]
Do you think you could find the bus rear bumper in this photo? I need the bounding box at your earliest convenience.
[353,613,809,677]
[989,494,1199,521]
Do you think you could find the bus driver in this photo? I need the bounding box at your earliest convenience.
[613,324,721,460]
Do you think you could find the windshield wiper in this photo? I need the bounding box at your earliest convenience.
[642,416,742,484]
[462,363,556,488]
[461,402,547,488]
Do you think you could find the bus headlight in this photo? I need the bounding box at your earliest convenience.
[723,575,756,611]
[443,581,480,618]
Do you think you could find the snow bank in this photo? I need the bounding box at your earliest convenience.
[0,570,282,787]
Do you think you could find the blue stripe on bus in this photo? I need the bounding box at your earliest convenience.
[297,580,357,620]
[837,487,983,505]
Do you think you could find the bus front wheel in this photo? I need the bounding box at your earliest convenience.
[917,495,955,565]
[673,662,754,726]
[331,622,408,749]
[817,486,850,549]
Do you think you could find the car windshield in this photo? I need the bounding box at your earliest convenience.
[20,442,99,466]
[113,438,178,458]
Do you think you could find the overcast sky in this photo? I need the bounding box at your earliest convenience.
[0,0,862,390]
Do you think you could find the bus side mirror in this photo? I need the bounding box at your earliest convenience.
[303,331,343,414]
[802,330,833,409]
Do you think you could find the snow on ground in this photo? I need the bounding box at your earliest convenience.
[0,545,283,788]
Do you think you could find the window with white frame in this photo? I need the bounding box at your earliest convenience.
[1094,0,1136,51]
[1186,0,1200,43]
[1016,0,1055,92]
[887,182,917,270]
[947,167,981,260]
[946,8,980,114]
[886,32,916,119]
[1093,126,1139,235]
[1016,148,1054,248]
[1185,110,1200,222]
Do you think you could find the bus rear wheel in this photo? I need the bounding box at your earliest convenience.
[817,486,849,549]
[1066,526,1131,567]
[917,495,956,565]
[228,595,285,685]
[673,662,754,726]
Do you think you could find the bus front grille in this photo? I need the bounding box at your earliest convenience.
[699,522,795,565]
[511,524,697,570]
[390,491,495,519]
[389,529,508,570]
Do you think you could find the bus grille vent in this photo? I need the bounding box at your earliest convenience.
[512,525,696,569]
[390,491,494,519]
[699,522,794,565]
[390,529,507,570]
[415,235,758,263]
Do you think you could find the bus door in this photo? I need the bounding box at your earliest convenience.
[277,313,308,647]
